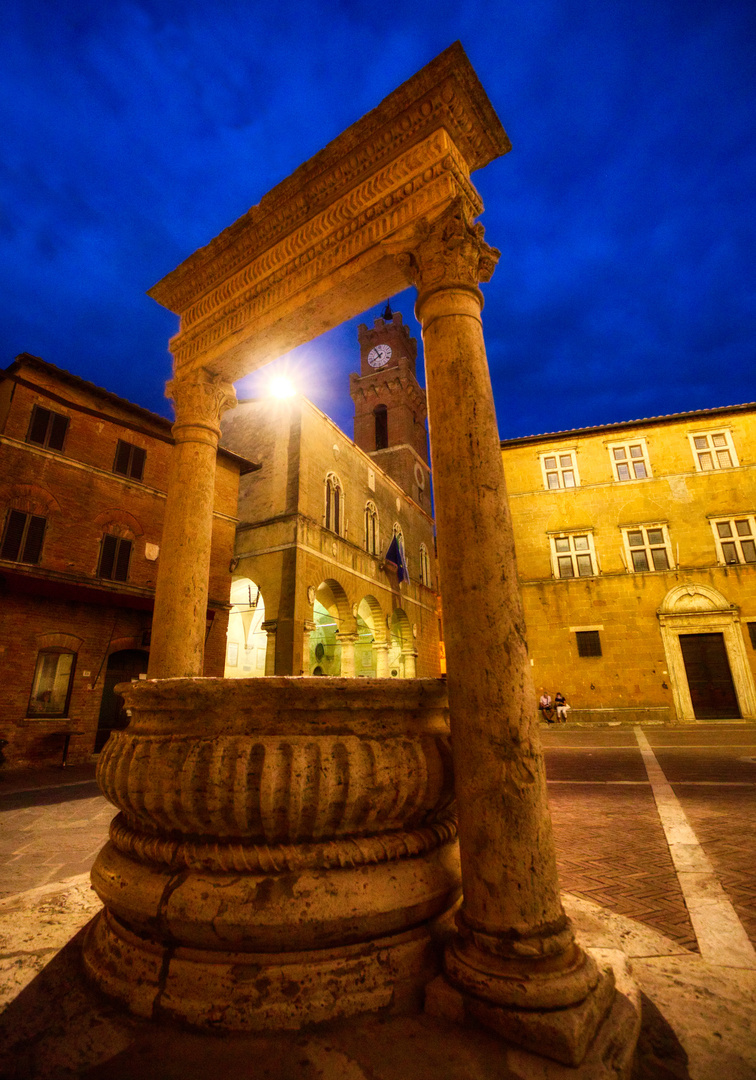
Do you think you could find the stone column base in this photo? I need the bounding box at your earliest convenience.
[83,907,440,1030]
[425,947,641,1077]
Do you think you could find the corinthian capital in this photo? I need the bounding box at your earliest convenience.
[394,197,500,305]
[167,370,237,436]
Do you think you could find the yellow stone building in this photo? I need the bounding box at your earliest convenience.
[501,405,756,723]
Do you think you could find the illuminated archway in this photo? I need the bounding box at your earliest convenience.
[310,579,350,676]
[225,578,267,678]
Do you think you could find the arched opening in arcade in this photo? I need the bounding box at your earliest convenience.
[310,579,349,675]
[389,607,414,678]
[225,577,267,678]
[355,595,385,677]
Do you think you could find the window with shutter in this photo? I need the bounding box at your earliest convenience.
[27,405,69,451]
[99,535,132,581]
[1,510,46,564]
[113,440,146,481]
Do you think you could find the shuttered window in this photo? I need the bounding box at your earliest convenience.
[28,650,76,717]
[113,440,146,481]
[27,406,69,451]
[99,535,132,581]
[1,510,46,564]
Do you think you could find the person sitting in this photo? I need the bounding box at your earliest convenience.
[538,690,554,723]
[554,691,569,723]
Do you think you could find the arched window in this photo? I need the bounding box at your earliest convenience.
[392,523,405,554]
[419,543,431,587]
[364,501,379,554]
[325,473,344,536]
[374,405,388,450]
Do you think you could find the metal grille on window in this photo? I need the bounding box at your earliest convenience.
[576,630,602,657]
[613,444,647,480]
[626,527,670,571]
[543,453,576,490]
[694,433,733,471]
[717,519,756,564]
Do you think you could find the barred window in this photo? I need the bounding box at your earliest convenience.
[27,405,68,451]
[576,630,602,657]
[1,509,46,564]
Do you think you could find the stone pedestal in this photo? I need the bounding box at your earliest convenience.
[82,678,460,1029]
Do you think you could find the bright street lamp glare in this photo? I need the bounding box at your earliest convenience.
[269,375,295,398]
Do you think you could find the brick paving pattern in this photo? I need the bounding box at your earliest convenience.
[674,786,756,947]
[0,781,115,900]
[546,782,699,950]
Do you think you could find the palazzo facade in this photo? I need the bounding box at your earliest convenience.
[220,310,441,679]
[0,354,252,768]
[502,403,756,723]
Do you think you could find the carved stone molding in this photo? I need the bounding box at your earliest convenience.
[167,370,237,437]
[393,196,500,307]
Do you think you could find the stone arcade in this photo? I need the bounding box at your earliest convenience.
[82,44,640,1074]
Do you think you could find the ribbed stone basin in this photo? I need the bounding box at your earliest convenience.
[83,677,461,1030]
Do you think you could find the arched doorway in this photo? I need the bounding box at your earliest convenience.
[658,583,756,721]
[225,578,267,678]
[356,595,385,677]
[310,580,350,675]
[389,608,415,678]
[94,649,149,752]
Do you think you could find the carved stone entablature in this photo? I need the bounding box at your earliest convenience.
[147,44,510,383]
[393,196,500,307]
[167,370,237,438]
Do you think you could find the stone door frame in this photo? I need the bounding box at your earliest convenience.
[658,583,756,722]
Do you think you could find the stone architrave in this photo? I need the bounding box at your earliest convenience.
[148,371,236,678]
[392,198,616,1065]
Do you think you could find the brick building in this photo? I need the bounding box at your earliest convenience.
[220,310,441,679]
[501,405,756,723]
[0,354,253,768]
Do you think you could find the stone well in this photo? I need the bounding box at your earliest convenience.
[82,677,460,1029]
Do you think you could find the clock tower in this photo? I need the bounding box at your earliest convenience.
[350,305,431,513]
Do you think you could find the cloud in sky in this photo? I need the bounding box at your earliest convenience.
[0,0,754,437]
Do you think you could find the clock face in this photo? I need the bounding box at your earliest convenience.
[367,344,392,368]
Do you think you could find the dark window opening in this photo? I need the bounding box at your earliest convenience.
[576,630,602,657]
[374,405,388,451]
[1,509,46,564]
[114,440,146,481]
[99,534,132,582]
[27,405,68,451]
[748,623,756,650]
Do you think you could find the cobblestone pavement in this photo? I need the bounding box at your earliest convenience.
[1,726,755,958]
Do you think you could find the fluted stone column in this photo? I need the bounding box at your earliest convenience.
[148,371,236,678]
[338,632,358,678]
[395,199,614,1065]
[373,640,390,678]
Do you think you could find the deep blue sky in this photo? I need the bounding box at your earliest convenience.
[1,1,754,439]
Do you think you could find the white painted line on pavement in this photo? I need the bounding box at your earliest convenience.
[634,725,756,970]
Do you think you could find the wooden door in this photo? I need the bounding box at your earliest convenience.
[679,632,740,719]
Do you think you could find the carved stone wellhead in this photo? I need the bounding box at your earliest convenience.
[82,677,460,1028]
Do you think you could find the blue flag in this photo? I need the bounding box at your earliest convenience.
[385,535,409,583]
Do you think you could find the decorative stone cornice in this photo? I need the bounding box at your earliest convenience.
[393,196,500,308]
[167,370,237,438]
